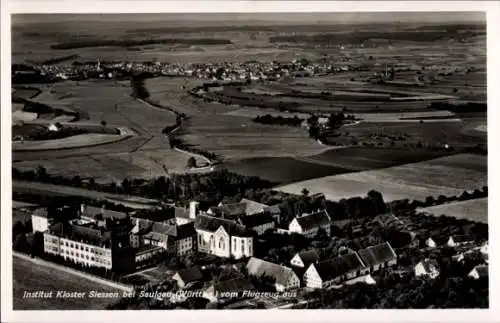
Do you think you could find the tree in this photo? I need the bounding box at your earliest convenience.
[12,221,25,241]
[36,165,48,182]
[187,157,197,168]
[30,231,44,257]
[301,188,310,197]
[13,234,29,253]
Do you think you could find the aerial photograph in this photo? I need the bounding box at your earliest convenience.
[10,12,487,310]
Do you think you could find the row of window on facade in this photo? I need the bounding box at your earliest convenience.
[46,246,111,266]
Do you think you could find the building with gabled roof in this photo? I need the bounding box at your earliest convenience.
[414,259,440,279]
[130,218,196,256]
[173,266,205,289]
[303,252,368,289]
[290,249,322,268]
[447,235,475,247]
[207,202,247,219]
[288,210,331,238]
[195,214,253,259]
[357,242,397,273]
[236,213,275,235]
[246,257,300,292]
[468,264,488,280]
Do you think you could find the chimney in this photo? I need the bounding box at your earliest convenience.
[189,201,199,219]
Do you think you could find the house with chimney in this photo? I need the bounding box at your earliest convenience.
[288,210,331,238]
[194,214,253,259]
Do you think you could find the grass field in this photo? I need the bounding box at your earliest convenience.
[12,133,128,151]
[277,153,487,202]
[417,197,487,223]
[13,180,159,207]
[222,147,454,184]
[323,119,486,147]
[12,79,208,180]
[13,256,123,310]
[179,113,328,160]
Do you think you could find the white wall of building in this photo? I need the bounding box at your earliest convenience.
[43,232,112,269]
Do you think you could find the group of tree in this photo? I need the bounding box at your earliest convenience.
[130,74,150,99]
[252,114,304,127]
[428,101,486,113]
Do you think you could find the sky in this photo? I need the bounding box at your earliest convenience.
[13,12,486,26]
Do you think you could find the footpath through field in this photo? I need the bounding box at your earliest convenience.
[13,252,134,293]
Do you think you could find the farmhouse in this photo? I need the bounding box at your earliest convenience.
[288,210,331,238]
[447,235,474,247]
[290,249,322,268]
[468,264,488,280]
[173,266,205,289]
[246,257,300,292]
[357,242,397,273]
[414,259,440,279]
[236,213,275,235]
[303,252,368,289]
[195,214,253,259]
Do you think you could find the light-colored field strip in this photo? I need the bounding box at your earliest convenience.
[417,198,487,223]
[276,154,487,203]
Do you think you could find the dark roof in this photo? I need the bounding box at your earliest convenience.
[246,257,297,286]
[209,203,247,217]
[357,242,397,267]
[48,222,111,248]
[473,265,488,277]
[295,210,331,231]
[214,277,255,294]
[238,213,275,228]
[314,253,366,281]
[195,215,248,236]
[32,208,50,218]
[297,249,321,266]
[175,207,190,219]
[83,206,128,220]
[451,235,474,243]
[135,219,196,240]
[240,198,269,215]
[176,267,204,284]
[266,205,281,215]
